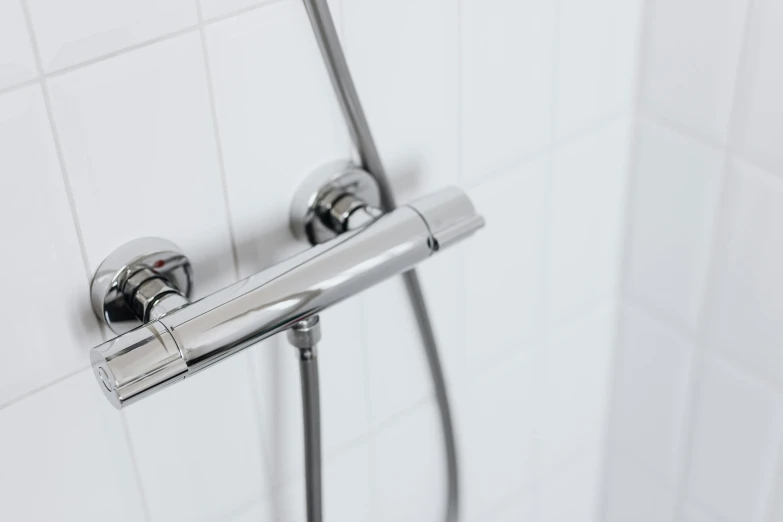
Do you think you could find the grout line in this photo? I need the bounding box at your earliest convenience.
[671,0,759,519]
[18,0,93,283]
[0,77,38,97]
[3,0,289,94]
[623,289,697,341]
[45,23,200,79]
[194,0,242,280]
[639,107,726,151]
[0,364,90,413]
[119,412,153,522]
[370,392,436,437]
[627,294,783,398]
[464,111,628,192]
[607,441,683,494]
[641,102,783,185]
[761,447,783,522]
[596,0,655,518]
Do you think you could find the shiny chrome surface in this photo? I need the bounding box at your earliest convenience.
[288,316,323,522]
[90,238,192,335]
[90,187,483,408]
[290,160,382,245]
[302,3,463,518]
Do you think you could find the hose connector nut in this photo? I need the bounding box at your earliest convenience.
[287,315,322,357]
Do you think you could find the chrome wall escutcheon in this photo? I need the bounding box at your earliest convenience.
[90,237,192,335]
[290,160,382,245]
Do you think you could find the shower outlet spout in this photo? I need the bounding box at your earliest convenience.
[88,171,484,409]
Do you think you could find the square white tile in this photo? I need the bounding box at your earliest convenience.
[47,32,236,297]
[416,245,465,390]
[707,160,783,385]
[0,0,37,89]
[124,353,267,522]
[463,157,549,372]
[611,304,693,483]
[604,451,678,522]
[343,0,458,200]
[461,0,555,182]
[26,0,197,72]
[205,0,350,277]
[538,448,604,522]
[643,0,749,142]
[733,0,783,174]
[766,470,783,522]
[231,440,371,522]
[626,121,724,332]
[549,119,630,323]
[683,501,724,522]
[0,370,146,522]
[685,357,783,522]
[535,300,616,474]
[556,0,643,138]
[0,85,102,405]
[200,0,342,22]
[198,0,264,20]
[374,400,446,522]
[363,278,433,427]
[460,350,536,521]
[485,490,535,522]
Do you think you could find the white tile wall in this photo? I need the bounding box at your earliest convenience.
[0,370,147,521]
[611,304,692,483]
[0,86,102,405]
[549,119,629,323]
[374,400,446,522]
[625,121,723,332]
[767,470,783,522]
[0,0,641,521]
[460,348,537,521]
[555,0,642,138]
[604,451,678,522]
[47,32,236,295]
[463,158,549,372]
[343,0,458,201]
[231,440,372,522]
[606,1,783,520]
[461,0,556,182]
[733,0,783,174]
[486,491,535,522]
[707,159,783,386]
[26,0,198,72]
[685,358,783,522]
[683,501,724,522]
[205,0,349,276]
[199,0,266,21]
[0,0,37,89]
[125,355,267,522]
[538,449,604,522]
[534,300,616,474]
[642,0,750,142]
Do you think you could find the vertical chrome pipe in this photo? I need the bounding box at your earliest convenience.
[301,2,460,520]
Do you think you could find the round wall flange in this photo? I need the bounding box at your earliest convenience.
[90,237,192,335]
[290,160,381,245]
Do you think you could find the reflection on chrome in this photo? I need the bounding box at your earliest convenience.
[89,187,484,408]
